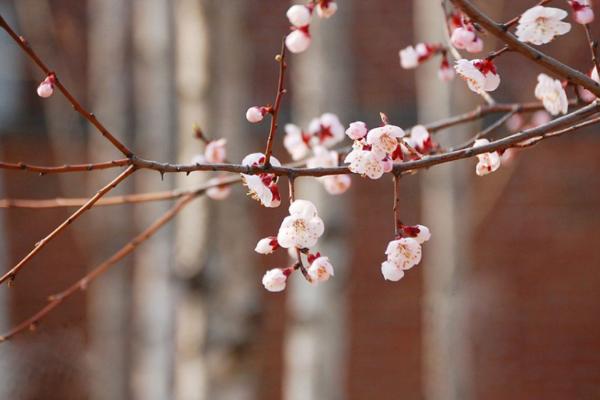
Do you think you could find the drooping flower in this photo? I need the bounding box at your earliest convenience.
[286,4,312,27]
[204,138,227,163]
[286,28,311,53]
[516,6,571,45]
[451,26,476,49]
[37,74,56,98]
[534,73,568,116]
[345,121,368,140]
[307,256,334,283]
[277,200,325,249]
[262,268,288,292]
[206,177,231,200]
[385,238,422,270]
[381,261,405,282]
[455,59,500,94]
[316,0,338,18]
[255,236,280,255]
[241,153,281,208]
[569,0,594,24]
[472,138,501,176]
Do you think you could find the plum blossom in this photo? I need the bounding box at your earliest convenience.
[246,106,268,123]
[255,236,280,255]
[204,138,227,163]
[37,74,56,98]
[577,67,599,102]
[286,4,312,27]
[438,57,455,82]
[569,0,594,24]
[385,237,422,270]
[455,59,500,94]
[516,6,571,45]
[308,113,345,148]
[307,255,334,283]
[407,125,433,154]
[206,177,231,200]
[277,200,325,249]
[241,153,281,208]
[322,174,351,195]
[534,73,568,116]
[284,123,311,160]
[366,124,406,157]
[262,268,288,292]
[286,28,311,54]
[344,143,386,180]
[316,1,338,19]
[345,121,368,140]
[472,138,501,176]
[381,261,405,281]
[399,43,440,69]
[451,26,483,53]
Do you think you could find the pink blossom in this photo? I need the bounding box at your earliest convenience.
[262,268,288,292]
[204,138,227,163]
[286,4,312,27]
[472,139,501,176]
[346,121,368,140]
[246,106,267,123]
[455,59,500,93]
[286,28,311,54]
[277,200,325,249]
[316,1,338,18]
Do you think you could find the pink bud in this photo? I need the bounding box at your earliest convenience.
[255,237,279,254]
[437,58,455,82]
[246,106,265,123]
[316,1,337,18]
[451,27,476,49]
[286,4,312,27]
[575,7,594,24]
[345,121,368,140]
[380,157,394,173]
[37,74,55,98]
[465,36,483,53]
[285,29,311,53]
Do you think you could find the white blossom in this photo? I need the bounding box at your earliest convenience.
[308,256,334,283]
[344,146,385,180]
[450,27,476,49]
[381,261,405,282]
[399,46,420,69]
[284,123,311,160]
[366,124,405,157]
[206,177,231,200]
[516,6,571,45]
[262,268,288,292]
[277,200,325,249]
[534,73,568,116]
[308,113,345,148]
[385,238,422,270]
[204,138,227,163]
[241,153,281,208]
[316,1,338,18]
[407,125,431,153]
[286,29,311,53]
[37,76,54,98]
[286,4,312,27]
[322,175,351,195]
[346,121,368,140]
[255,236,279,254]
[413,225,431,244]
[473,138,501,176]
[455,59,500,94]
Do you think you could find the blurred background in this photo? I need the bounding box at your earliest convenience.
[1,0,600,399]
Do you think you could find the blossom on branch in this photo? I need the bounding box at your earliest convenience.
[399,43,442,69]
[516,6,571,45]
[255,236,280,254]
[316,1,338,19]
[307,255,334,283]
[204,138,227,163]
[241,153,281,208]
[287,4,312,27]
[473,138,501,176]
[569,0,594,24]
[262,268,289,292]
[37,74,56,98]
[345,121,368,140]
[246,106,269,123]
[206,177,232,200]
[407,125,434,154]
[455,58,500,94]
[535,73,568,116]
[277,199,325,249]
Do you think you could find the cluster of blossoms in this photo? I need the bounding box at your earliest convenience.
[381,225,431,282]
[284,1,338,54]
[285,113,351,194]
[344,117,435,180]
[449,12,484,53]
[240,153,282,208]
[258,200,334,292]
[399,43,454,82]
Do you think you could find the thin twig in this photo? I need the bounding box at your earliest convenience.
[451,107,519,150]
[0,15,133,157]
[393,175,401,237]
[0,193,196,342]
[263,38,288,166]
[0,165,136,285]
[584,24,600,77]
[0,159,132,174]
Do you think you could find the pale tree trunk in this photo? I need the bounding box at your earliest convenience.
[130,1,176,399]
[172,0,212,399]
[415,1,474,399]
[85,1,133,399]
[284,3,354,400]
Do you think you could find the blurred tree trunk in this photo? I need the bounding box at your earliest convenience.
[172,0,211,399]
[414,1,474,399]
[130,1,176,399]
[198,2,260,399]
[284,3,355,399]
[85,1,133,399]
